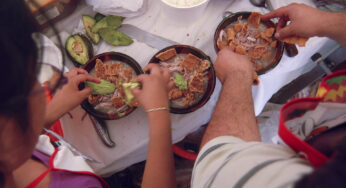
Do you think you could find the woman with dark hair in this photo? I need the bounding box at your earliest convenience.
[0,0,176,187]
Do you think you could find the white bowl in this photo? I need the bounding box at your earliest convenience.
[160,0,210,24]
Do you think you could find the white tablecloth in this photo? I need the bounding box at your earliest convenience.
[54,0,332,176]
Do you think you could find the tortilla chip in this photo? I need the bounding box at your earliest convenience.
[95,59,106,78]
[180,53,201,71]
[104,64,122,76]
[253,71,259,85]
[260,32,271,43]
[123,69,133,81]
[235,45,246,55]
[265,27,275,37]
[234,24,242,33]
[88,95,99,104]
[106,75,118,82]
[229,41,237,51]
[112,97,125,108]
[270,40,277,48]
[248,45,267,59]
[183,91,195,106]
[282,36,308,47]
[189,74,204,93]
[129,100,140,107]
[227,28,235,41]
[196,60,211,73]
[248,12,261,28]
[217,39,228,50]
[241,22,248,36]
[156,48,177,61]
[169,88,184,100]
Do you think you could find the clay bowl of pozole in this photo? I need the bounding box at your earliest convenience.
[214,11,284,75]
[80,52,143,120]
[148,45,216,114]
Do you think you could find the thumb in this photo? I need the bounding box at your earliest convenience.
[132,88,141,98]
[275,25,294,39]
[79,87,93,99]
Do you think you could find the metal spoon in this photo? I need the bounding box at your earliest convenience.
[250,0,298,57]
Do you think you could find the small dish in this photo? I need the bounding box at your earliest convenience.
[80,52,143,120]
[148,45,216,114]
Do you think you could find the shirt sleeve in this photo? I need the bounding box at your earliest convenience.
[191,136,313,188]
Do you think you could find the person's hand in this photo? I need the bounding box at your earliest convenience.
[262,3,329,40]
[214,47,253,85]
[132,64,174,112]
[52,68,100,113]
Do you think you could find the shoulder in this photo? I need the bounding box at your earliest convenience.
[191,136,313,188]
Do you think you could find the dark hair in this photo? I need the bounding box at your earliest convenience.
[295,136,346,188]
[0,0,40,186]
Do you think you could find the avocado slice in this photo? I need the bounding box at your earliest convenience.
[122,81,140,103]
[94,13,105,22]
[175,73,188,90]
[91,15,124,33]
[86,79,116,95]
[99,28,133,46]
[82,15,100,44]
[65,34,93,65]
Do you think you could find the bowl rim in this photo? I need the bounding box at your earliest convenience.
[80,51,144,120]
[148,44,216,114]
[213,11,284,75]
[160,0,209,9]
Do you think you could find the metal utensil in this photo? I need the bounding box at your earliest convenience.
[250,0,299,57]
[269,42,345,104]
[89,115,116,148]
[43,128,100,163]
[118,24,179,49]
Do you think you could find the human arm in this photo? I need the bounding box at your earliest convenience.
[44,68,100,128]
[262,3,346,47]
[132,64,176,188]
[200,48,260,148]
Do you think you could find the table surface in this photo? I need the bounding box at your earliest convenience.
[51,0,332,176]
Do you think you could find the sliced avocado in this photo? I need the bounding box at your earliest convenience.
[91,15,124,33]
[122,81,140,103]
[99,28,133,46]
[175,73,187,90]
[94,13,105,22]
[82,15,100,44]
[65,34,93,65]
[85,79,116,95]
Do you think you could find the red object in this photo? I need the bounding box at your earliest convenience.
[44,82,64,141]
[172,144,198,161]
[26,148,109,188]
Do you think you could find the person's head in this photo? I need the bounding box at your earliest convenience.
[0,0,46,185]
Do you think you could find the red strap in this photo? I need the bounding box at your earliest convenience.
[26,149,58,188]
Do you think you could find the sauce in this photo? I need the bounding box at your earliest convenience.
[162,0,206,8]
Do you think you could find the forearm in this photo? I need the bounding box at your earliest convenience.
[142,111,176,188]
[320,12,346,48]
[44,99,67,129]
[200,72,260,148]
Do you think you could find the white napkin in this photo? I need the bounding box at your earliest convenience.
[85,0,147,17]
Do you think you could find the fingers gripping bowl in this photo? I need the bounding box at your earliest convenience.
[80,52,143,120]
[214,12,284,76]
[149,45,216,114]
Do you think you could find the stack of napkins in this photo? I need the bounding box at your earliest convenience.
[86,0,147,17]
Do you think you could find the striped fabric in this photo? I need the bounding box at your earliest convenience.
[191,136,313,188]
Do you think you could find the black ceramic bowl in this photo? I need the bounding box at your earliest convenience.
[214,11,284,75]
[149,45,216,114]
[80,52,143,120]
